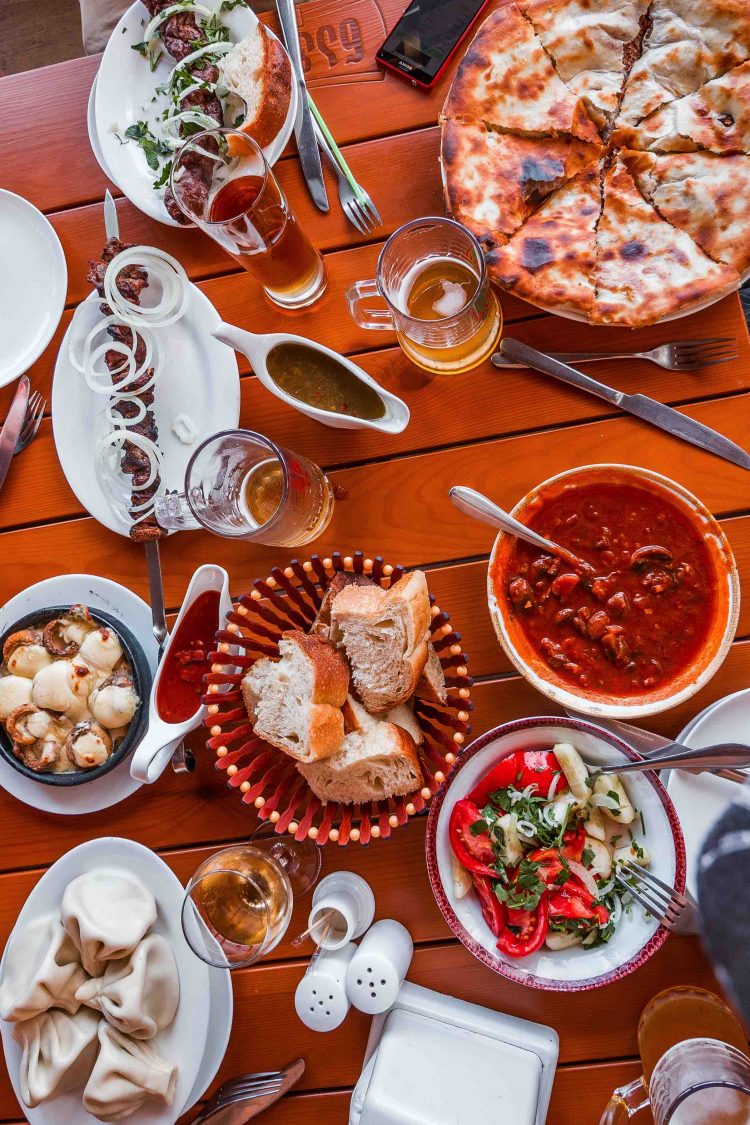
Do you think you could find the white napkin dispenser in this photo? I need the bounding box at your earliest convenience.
[349,983,558,1125]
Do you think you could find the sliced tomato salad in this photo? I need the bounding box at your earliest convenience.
[448,742,639,958]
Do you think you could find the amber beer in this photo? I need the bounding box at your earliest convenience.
[170,128,326,308]
[347,217,502,375]
[208,174,324,305]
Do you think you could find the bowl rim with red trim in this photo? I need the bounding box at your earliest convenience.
[425,716,686,992]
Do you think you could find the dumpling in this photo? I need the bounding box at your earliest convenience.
[61,870,157,977]
[83,1023,178,1122]
[75,934,179,1039]
[31,659,97,721]
[0,674,33,720]
[13,1007,99,1108]
[3,629,52,678]
[0,914,87,1022]
[79,628,123,674]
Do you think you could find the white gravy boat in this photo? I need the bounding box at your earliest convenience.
[212,321,410,434]
[130,564,232,784]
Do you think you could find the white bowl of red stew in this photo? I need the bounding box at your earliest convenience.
[488,465,739,719]
[426,717,685,991]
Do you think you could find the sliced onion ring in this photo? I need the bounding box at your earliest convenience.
[568,860,600,898]
[103,247,189,330]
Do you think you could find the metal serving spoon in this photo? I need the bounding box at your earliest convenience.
[448,485,592,572]
[593,741,750,778]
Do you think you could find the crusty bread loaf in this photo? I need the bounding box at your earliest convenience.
[330,570,431,716]
[310,572,375,640]
[220,24,292,150]
[343,692,423,745]
[298,719,423,804]
[241,631,348,763]
[415,642,447,705]
[385,702,424,745]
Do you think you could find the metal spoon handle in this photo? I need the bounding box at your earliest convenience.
[449,485,583,566]
[610,742,750,775]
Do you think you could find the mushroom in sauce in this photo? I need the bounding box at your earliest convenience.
[2,630,52,678]
[65,721,112,769]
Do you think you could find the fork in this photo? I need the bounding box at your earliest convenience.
[491,337,738,371]
[189,1059,304,1123]
[615,860,699,934]
[14,390,45,454]
[308,94,381,235]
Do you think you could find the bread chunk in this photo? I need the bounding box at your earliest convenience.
[330,571,431,716]
[241,631,348,763]
[309,572,375,641]
[220,24,292,149]
[299,720,423,804]
[415,642,448,705]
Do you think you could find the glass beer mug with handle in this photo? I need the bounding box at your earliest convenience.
[346,217,502,375]
[154,430,335,546]
[601,987,750,1124]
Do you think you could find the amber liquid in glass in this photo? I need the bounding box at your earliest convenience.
[209,175,322,299]
[195,849,291,949]
[396,256,502,374]
[640,988,749,1082]
[239,457,333,542]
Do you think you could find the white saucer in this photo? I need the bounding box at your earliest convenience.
[87,75,118,186]
[0,191,67,387]
[0,575,159,814]
[668,689,750,897]
[52,286,240,538]
[0,837,212,1124]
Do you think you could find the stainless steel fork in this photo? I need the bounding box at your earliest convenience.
[308,95,381,235]
[491,337,738,371]
[14,390,46,454]
[615,860,699,934]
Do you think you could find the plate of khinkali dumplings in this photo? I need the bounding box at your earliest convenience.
[0,837,213,1123]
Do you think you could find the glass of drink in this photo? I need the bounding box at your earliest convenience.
[170,128,326,308]
[601,987,750,1124]
[346,217,502,374]
[182,836,321,970]
[154,429,334,545]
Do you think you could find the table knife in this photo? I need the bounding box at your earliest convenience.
[104,188,119,240]
[499,338,750,471]
[275,0,329,212]
[0,377,30,495]
[564,708,747,783]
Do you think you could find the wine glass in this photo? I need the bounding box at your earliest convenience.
[181,837,321,969]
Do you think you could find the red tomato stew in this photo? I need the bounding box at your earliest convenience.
[491,480,719,697]
[156,589,221,724]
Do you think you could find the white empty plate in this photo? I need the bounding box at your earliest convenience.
[0,191,67,386]
[667,689,750,897]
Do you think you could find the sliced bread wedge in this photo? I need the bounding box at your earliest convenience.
[298,719,423,804]
[415,642,447,705]
[310,572,375,641]
[220,23,292,150]
[241,631,348,763]
[330,570,431,716]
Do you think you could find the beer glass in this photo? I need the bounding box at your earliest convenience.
[170,128,326,308]
[346,217,502,374]
[601,987,750,1124]
[154,430,334,546]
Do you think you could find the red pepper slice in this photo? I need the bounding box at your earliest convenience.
[449,799,496,878]
[496,896,549,957]
[473,875,507,938]
[562,828,586,863]
[468,753,522,807]
[527,847,565,886]
[517,750,568,798]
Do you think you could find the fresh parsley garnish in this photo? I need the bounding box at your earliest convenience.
[123,121,172,171]
[493,858,547,912]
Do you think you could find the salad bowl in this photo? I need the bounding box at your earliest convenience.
[426,717,685,992]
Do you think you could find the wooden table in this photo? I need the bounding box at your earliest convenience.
[1,0,749,1121]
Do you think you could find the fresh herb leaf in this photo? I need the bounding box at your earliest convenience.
[469,819,488,837]
[123,121,172,171]
[131,40,148,56]
[494,858,547,912]
[233,112,246,127]
[220,0,246,8]
[607,789,621,804]
[581,845,595,868]
[639,810,646,835]
[152,159,173,189]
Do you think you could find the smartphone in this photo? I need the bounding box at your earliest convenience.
[376,0,491,90]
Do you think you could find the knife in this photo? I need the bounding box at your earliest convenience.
[563,708,748,783]
[104,188,119,241]
[499,338,750,471]
[275,0,329,212]
[0,377,30,496]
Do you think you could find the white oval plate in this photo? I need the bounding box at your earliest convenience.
[0,574,159,814]
[94,1,297,227]
[0,191,67,387]
[426,718,684,992]
[52,282,240,538]
[88,76,117,186]
[0,837,213,1124]
[667,689,750,898]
